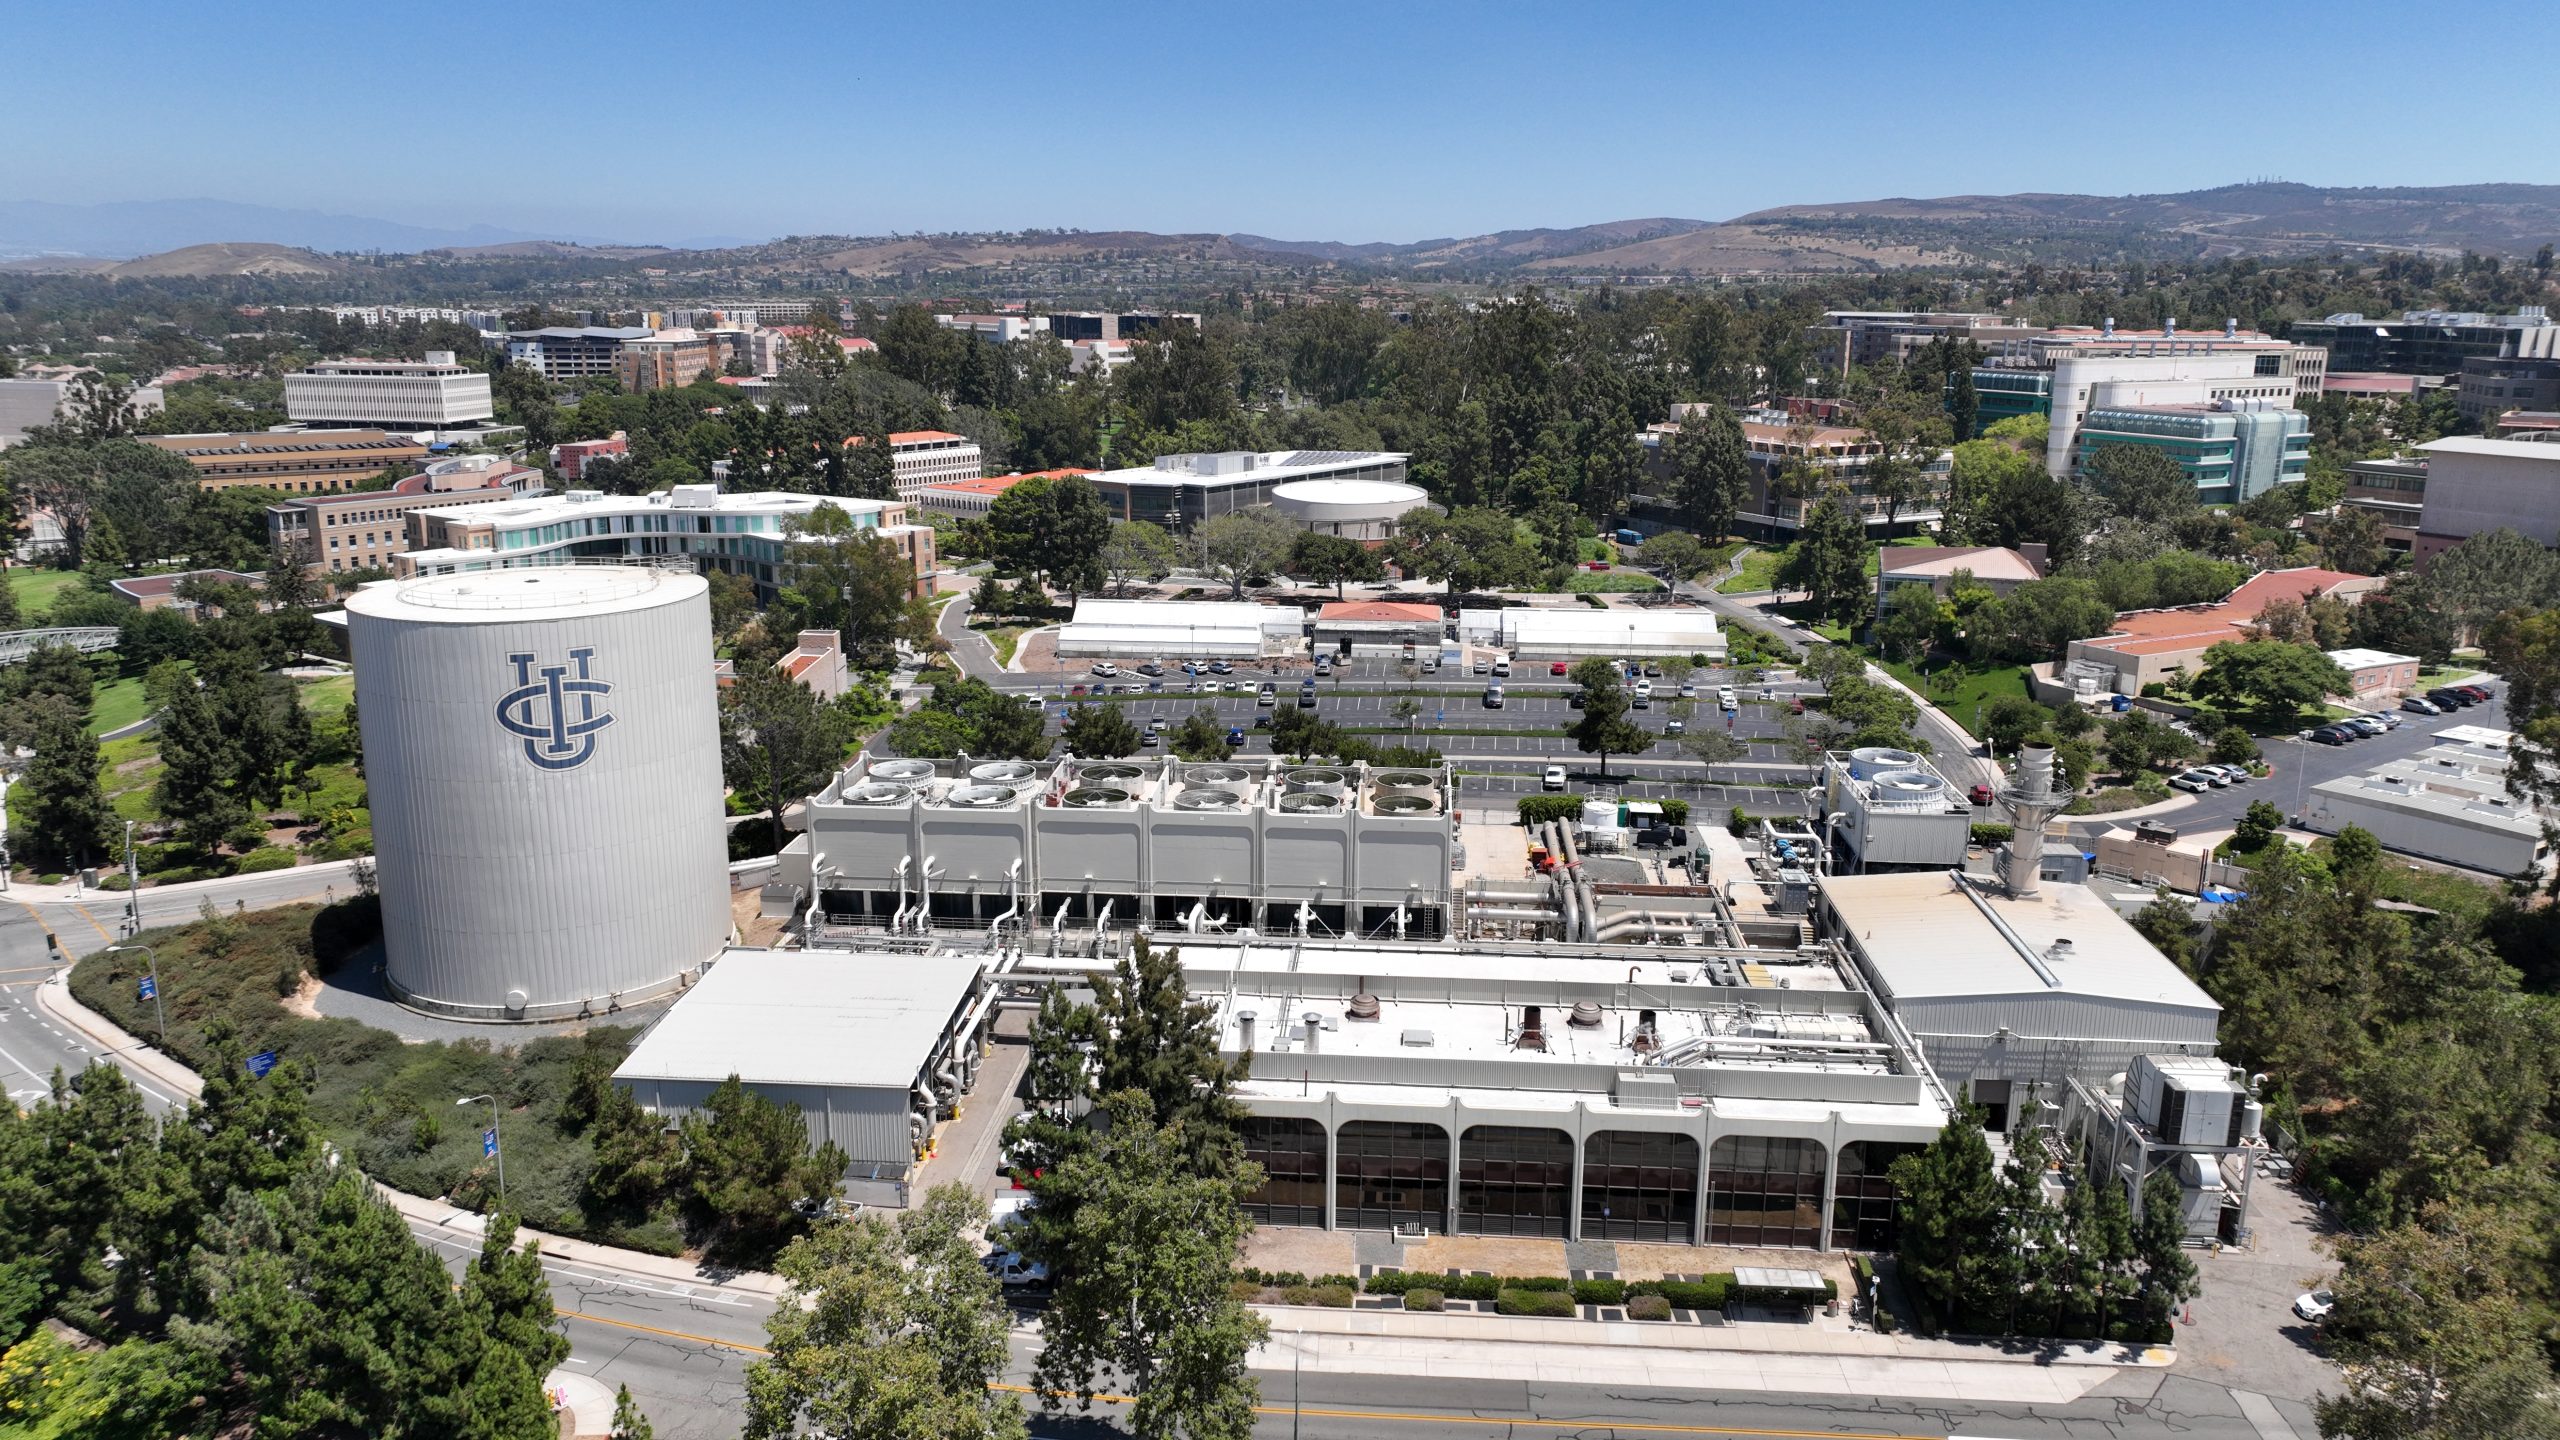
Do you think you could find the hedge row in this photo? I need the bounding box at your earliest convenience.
[1496,1288,1577,1318]
[1517,796,1690,828]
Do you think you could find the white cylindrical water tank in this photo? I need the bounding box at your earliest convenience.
[345,567,730,1020]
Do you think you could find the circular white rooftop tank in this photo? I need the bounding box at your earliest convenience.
[344,567,730,1020]
[1270,477,1430,541]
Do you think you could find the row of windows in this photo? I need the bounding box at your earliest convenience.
[1240,1119,1921,1249]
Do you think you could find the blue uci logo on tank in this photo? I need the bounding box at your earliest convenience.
[497,647,616,771]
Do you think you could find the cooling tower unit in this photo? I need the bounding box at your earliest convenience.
[344,567,730,1021]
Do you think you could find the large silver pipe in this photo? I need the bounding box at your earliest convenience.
[990,859,1024,940]
[801,852,831,938]
[891,856,911,933]
[1468,906,1557,922]
[915,856,939,934]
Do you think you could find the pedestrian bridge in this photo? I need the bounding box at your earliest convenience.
[0,627,119,665]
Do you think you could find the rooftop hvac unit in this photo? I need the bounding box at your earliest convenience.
[1286,767,1350,794]
[1568,999,1604,1028]
[1186,764,1254,785]
[870,758,936,783]
[941,785,1017,808]
[1278,792,1344,814]
[1173,788,1246,811]
[1867,769,1947,809]
[1846,747,1920,780]
[1373,770,1437,790]
[1374,794,1438,816]
[969,760,1040,784]
[1063,786,1133,807]
[845,782,916,805]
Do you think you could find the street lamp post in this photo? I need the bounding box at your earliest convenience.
[458,1093,505,1202]
[104,943,165,1045]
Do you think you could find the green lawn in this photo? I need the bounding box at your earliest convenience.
[1718,547,1785,594]
[7,566,88,621]
[87,676,152,736]
[299,673,355,717]
[1563,570,1663,594]
[1875,655,2033,736]
[92,676,363,829]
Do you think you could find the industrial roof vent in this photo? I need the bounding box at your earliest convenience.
[1187,763,1254,785]
[1063,786,1132,807]
[968,760,1040,784]
[1374,794,1438,815]
[943,785,1015,808]
[1868,770,1947,809]
[1285,767,1350,795]
[845,783,915,806]
[1373,770,1437,790]
[1173,789,1245,811]
[1347,991,1382,1021]
[1846,747,1921,780]
[2045,938,2076,964]
[1278,792,1343,813]
[870,758,936,783]
[1077,762,1143,783]
[1568,999,1604,1028]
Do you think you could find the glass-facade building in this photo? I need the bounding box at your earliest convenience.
[2072,404,2311,504]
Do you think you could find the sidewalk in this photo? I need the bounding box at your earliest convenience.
[35,965,789,1302]
[8,855,369,906]
[1256,1308,2164,1405]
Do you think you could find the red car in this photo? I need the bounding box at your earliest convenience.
[1968,784,1995,807]
[1583,561,1611,571]
[1549,661,1570,676]
[1068,684,1088,696]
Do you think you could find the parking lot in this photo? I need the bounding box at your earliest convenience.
[987,655,1827,813]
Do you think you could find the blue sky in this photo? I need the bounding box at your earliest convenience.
[8,0,2557,244]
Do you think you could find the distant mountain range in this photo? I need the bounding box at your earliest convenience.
[0,198,745,260]
[5,183,2555,280]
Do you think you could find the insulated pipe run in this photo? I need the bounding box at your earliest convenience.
[1591,908,1707,942]
[1092,899,1113,957]
[1467,906,1558,922]
[915,857,939,934]
[990,859,1024,940]
[802,853,831,938]
[1557,876,1582,942]
[892,856,911,933]
[1185,900,1209,935]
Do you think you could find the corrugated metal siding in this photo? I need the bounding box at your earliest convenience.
[351,580,730,1017]
[625,1077,918,1169]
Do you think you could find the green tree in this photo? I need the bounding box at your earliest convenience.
[1059,702,1141,758]
[1968,576,2116,664]
[680,1076,852,1263]
[1396,506,1547,594]
[2130,888,2201,974]
[1102,520,1181,595]
[458,1212,572,1380]
[2082,443,2197,524]
[2102,708,2199,776]
[887,677,1048,760]
[2315,1204,2560,1440]
[745,1184,1025,1440]
[1947,368,1978,442]
[1668,407,1751,542]
[1888,1110,2007,1334]
[611,1385,656,1440]
[2128,1166,2199,1341]
[846,419,899,501]
[1635,531,1709,587]
[1195,509,1298,600]
[2421,527,2560,645]
[1028,1094,1266,1440]
[1778,495,1868,625]
[1285,530,1383,599]
[11,702,112,871]
[1567,658,1652,780]
[773,505,931,658]
[723,667,857,852]
[1168,706,1234,761]
[2191,639,2352,728]
[1979,695,2049,754]
[1872,582,1939,664]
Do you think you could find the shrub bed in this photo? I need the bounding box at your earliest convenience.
[1626,1293,1671,1321]
[1570,1278,1626,1306]
[1403,1288,1444,1312]
[1496,1288,1577,1318]
[1627,1275,1732,1310]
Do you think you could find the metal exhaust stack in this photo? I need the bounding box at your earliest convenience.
[2001,744,2063,898]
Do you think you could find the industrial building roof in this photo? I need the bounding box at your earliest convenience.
[344,564,704,623]
[1877,546,2045,584]
[1057,598,1305,651]
[1819,871,2221,1013]
[2419,435,2560,461]
[614,950,979,1090]
[2311,774,2545,837]
[1461,605,1722,652]
[1317,601,1443,625]
[2325,647,2417,670]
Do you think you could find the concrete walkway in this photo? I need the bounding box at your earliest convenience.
[7,854,369,906]
[937,591,1004,681]
[1257,1309,2163,1405]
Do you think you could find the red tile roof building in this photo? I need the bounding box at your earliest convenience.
[2066,566,2384,693]
[908,468,1096,518]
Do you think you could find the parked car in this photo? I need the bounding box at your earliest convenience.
[2308,726,2350,745]
[1717,687,1738,709]
[1180,661,1199,676]
[1679,680,1698,699]
[2402,695,2442,715]
[2293,1288,2334,1323]
[1550,661,1570,676]
[1491,657,1511,677]
[2454,683,2493,703]
[1136,662,1165,677]
[1542,765,1568,791]
[1257,683,1276,706]
[1114,683,1143,695]
[983,1251,1050,1289]
[1068,684,1088,697]
[1139,730,1160,747]
[1208,660,1233,676]
[2344,715,2387,737]
[1146,679,1164,692]
[1146,716,1168,732]
[2203,764,2251,785]
[1757,687,1776,702]
[1483,684,1505,708]
[1665,718,1686,735]
[1968,783,1996,807]
[1091,661,1119,677]
[1643,662,1664,677]
[1567,689,1586,709]
[1632,686,1651,709]
[1297,688,1317,708]
[2170,770,2219,792]
[1473,658,1491,675]
[2428,687,2476,709]
[1225,726,1246,746]
[2376,711,2403,729]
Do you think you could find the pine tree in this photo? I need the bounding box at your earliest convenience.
[611,1385,656,1440]
[1887,1111,2005,1334]
[152,676,246,852]
[847,419,898,501]
[1058,702,1140,759]
[1780,495,1871,626]
[460,1212,571,1379]
[2129,1166,2199,1341]
[14,703,113,871]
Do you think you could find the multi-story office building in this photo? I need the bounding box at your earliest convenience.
[138,429,429,494]
[2456,355,2560,424]
[550,433,629,483]
[1086,450,1412,531]
[907,468,1093,519]
[1043,311,1202,342]
[617,330,728,392]
[936,313,1049,344]
[2290,307,2560,375]
[265,456,539,576]
[284,352,495,428]
[2411,434,2560,562]
[1067,338,1134,375]
[851,430,984,500]
[0,374,165,448]
[1972,347,2308,480]
[2340,455,2428,554]
[502,327,657,381]
[397,484,936,600]
[1804,311,2043,372]
[2071,399,2311,504]
[1635,413,1949,541]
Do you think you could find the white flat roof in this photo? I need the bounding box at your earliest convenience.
[2325,647,2416,669]
[614,949,978,1090]
[1820,871,2220,1013]
[2312,775,2545,835]
[2419,435,2560,461]
[1270,477,1426,505]
[343,565,704,623]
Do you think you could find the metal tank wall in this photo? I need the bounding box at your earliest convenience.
[347,569,730,1019]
